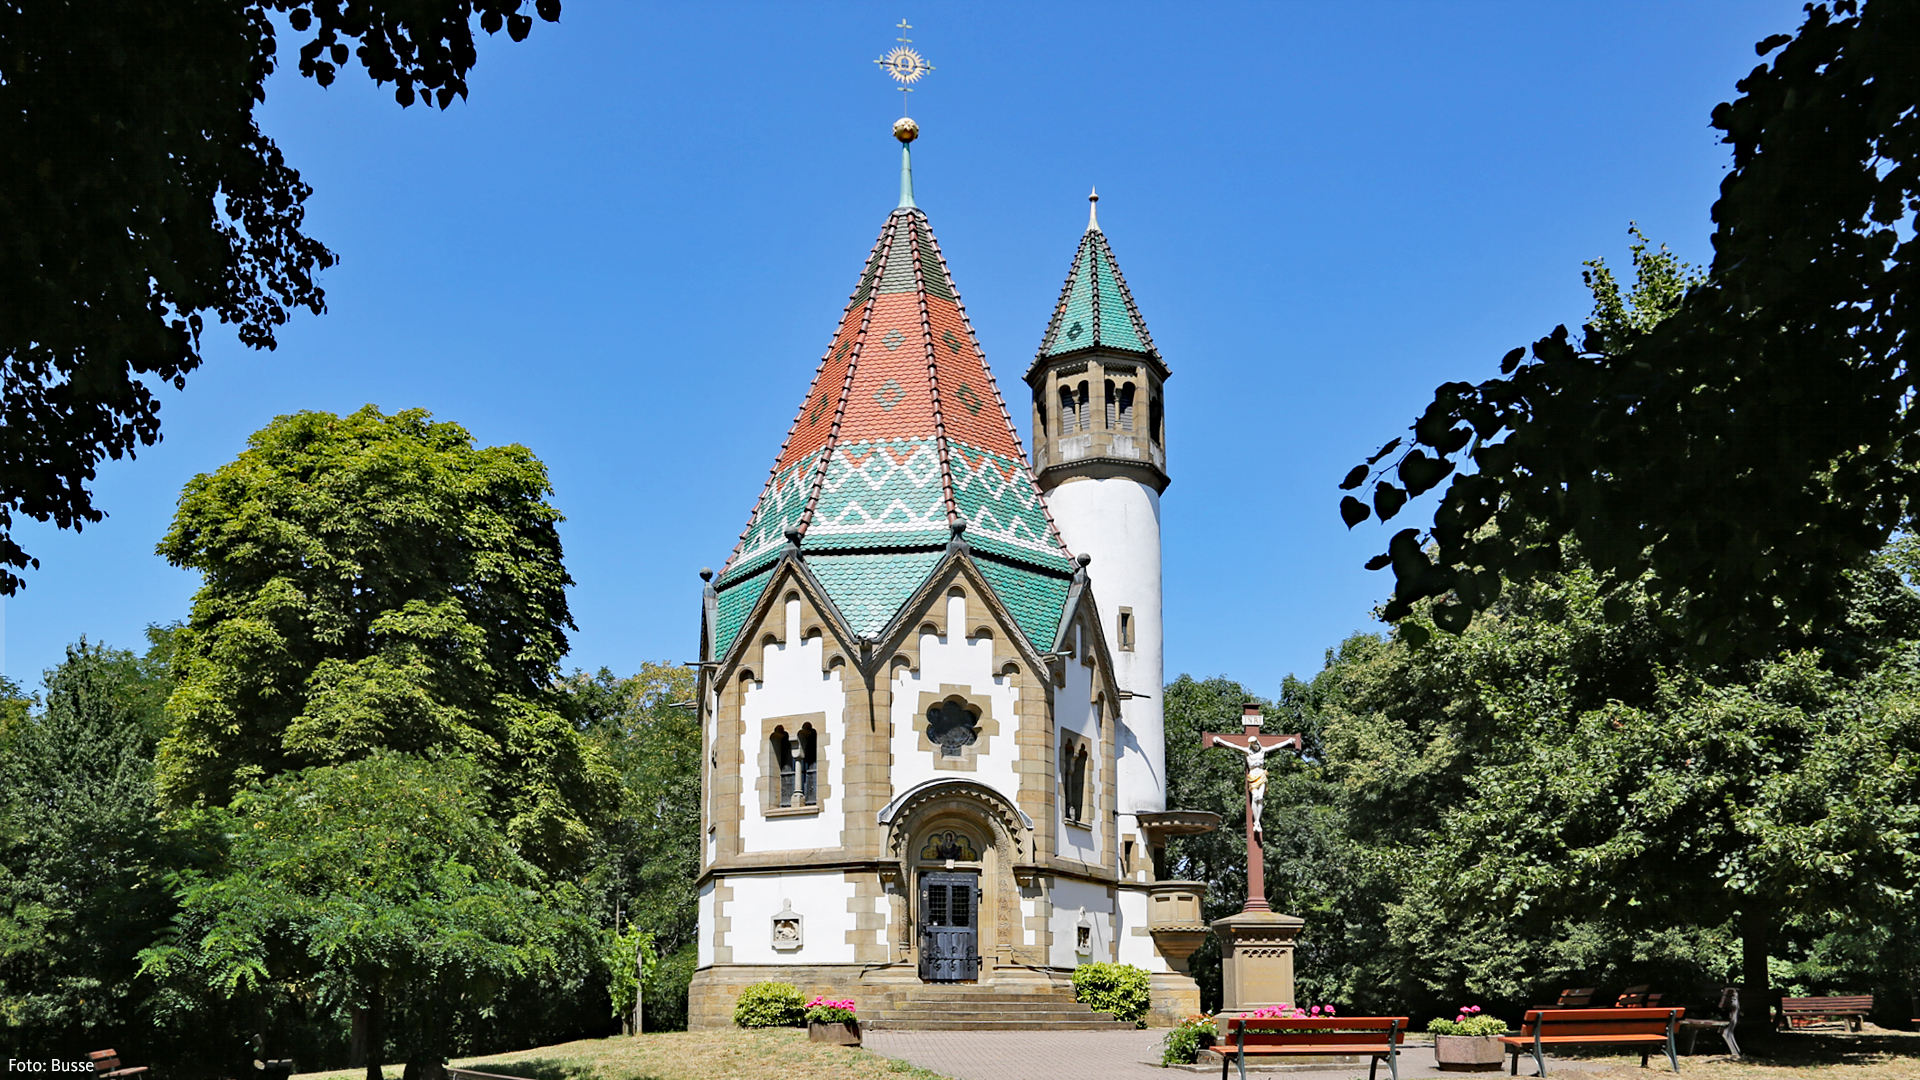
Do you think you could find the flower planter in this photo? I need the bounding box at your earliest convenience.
[808,1020,862,1047]
[1433,1034,1504,1072]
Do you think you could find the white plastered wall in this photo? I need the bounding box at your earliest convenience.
[720,871,860,965]
[890,592,1021,803]
[738,595,849,854]
[1114,886,1169,971]
[1046,477,1166,819]
[1049,876,1115,968]
[697,880,716,967]
[1055,644,1102,866]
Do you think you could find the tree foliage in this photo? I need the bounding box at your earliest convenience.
[560,663,701,1030]
[139,752,601,1080]
[1343,0,1919,659]
[1285,549,1920,1020]
[155,406,618,873]
[0,0,560,593]
[0,631,188,1063]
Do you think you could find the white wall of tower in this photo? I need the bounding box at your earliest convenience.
[1045,475,1166,821]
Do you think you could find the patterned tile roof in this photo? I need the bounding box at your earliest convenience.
[1030,210,1163,374]
[710,150,1076,661]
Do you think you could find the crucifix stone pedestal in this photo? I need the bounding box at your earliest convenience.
[1202,703,1307,1014]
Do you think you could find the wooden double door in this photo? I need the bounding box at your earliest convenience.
[918,871,980,982]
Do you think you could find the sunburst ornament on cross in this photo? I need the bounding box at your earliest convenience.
[875,19,933,143]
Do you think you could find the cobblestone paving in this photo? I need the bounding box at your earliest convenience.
[864,1030,1603,1080]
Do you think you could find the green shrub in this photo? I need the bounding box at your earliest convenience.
[1161,1014,1218,1065]
[732,980,807,1027]
[1070,962,1151,1026]
[1428,1005,1508,1037]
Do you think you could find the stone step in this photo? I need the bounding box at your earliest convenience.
[887,991,1098,1006]
[887,999,1121,1014]
[900,988,1077,999]
[866,1018,1139,1032]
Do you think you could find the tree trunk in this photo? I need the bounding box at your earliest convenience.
[363,992,385,1080]
[349,1006,368,1070]
[632,946,645,1036]
[1740,903,1772,1035]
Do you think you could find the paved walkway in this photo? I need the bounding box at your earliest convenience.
[863,1030,1610,1080]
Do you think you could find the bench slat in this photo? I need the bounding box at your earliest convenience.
[1522,1008,1679,1022]
[1225,1017,1404,1030]
[1234,1033,1407,1047]
[1505,1030,1674,1037]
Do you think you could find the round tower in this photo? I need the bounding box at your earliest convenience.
[1025,191,1169,824]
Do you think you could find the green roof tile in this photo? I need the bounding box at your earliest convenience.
[807,550,946,638]
[973,554,1073,652]
[714,562,775,659]
[1035,224,1160,365]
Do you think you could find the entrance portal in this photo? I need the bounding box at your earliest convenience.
[918,871,980,982]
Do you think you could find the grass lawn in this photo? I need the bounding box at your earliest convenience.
[294,1028,953,1080]
[1554,1025,1920,1080]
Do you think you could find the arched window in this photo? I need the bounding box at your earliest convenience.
[797,724,818,805]
[1057,385,1076,433]
[772,727,795,806]
[1148,389,1163,444]
[1117,383,1135,431]
[1104,380,1117,429]
[1076,382,1091,432]
[1036,393,1048,436]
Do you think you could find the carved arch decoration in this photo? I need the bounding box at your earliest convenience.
[878,778,1034,966]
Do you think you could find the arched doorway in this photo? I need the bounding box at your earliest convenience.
[879,779,1034,983]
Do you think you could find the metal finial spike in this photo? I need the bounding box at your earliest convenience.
[1087,187,1100,232]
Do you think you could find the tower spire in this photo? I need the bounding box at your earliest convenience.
[895,118,919,210]
[1087,187,1100,232]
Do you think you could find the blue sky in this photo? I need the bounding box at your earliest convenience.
[7,1,1807,698]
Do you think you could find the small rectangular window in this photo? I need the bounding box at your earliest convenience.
[1118,608,1134,651]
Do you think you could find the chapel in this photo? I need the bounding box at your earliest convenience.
[688,118,1216,1029]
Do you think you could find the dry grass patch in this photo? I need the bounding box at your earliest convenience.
[296,1028,951,1080]
[1553,1026,1920,1080]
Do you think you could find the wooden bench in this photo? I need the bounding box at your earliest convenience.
[1612,985,1664,1008]
[1499,1007,1683,1077]
[1218,1016,1407,1080]
[87,1051,148,1080]
[1778,994,1873,1031]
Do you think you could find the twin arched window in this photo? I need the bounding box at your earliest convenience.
[1104,381,1137,432]
[1057,381,1090,433]
[1061,739,1091,824]
[772,725,818,808]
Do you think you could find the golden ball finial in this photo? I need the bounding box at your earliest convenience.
[893,116,920,144]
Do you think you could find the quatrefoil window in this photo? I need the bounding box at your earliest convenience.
[926,699,980,758]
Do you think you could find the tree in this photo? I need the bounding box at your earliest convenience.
[0,632,183,1062]
[139,752,601,1080]
[155,406,618,874]
[0,0,561,593]
[559,663,701,1030]
[1343,0,1920,660]
[1298,549,1920,1024]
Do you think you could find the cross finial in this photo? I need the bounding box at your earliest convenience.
[1087,187,1100,232]
[875,20,935,118]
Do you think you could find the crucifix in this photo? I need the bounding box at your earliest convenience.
[1201,703,1302,914]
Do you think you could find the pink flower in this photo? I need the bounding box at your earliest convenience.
[1326,1006,1338,1016]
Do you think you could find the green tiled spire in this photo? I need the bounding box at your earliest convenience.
[1033,193,1161,365]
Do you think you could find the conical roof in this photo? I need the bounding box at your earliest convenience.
[1031,207,1162,372]
[711,190,1076,661]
